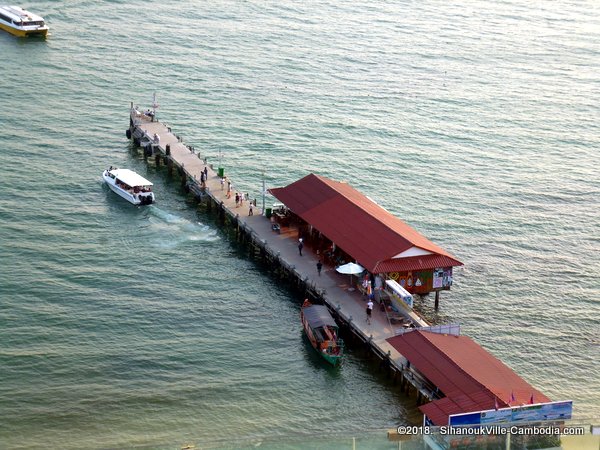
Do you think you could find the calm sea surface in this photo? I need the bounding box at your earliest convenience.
[1,1,599,448]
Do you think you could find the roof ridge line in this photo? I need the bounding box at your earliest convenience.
[319,176,443,258]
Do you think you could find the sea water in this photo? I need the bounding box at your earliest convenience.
[0,1,598,448]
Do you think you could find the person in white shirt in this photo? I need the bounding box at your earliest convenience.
[366,299,374,324]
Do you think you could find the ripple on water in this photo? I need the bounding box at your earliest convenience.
[0,0,599,448]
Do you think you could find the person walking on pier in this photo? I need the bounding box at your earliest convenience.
[248,204,253,216]
[298,239,304,256]
[235,192,240,207]
[316,260,323,276]
[366,299,374,324]
[203,166,208,179]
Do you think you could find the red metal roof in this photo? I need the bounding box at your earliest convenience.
[373,254,462,274]
[386,330,550,426]
[269,174,462,274]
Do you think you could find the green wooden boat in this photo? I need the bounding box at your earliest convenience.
[301,300,344,366]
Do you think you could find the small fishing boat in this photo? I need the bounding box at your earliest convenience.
[102,167,155,205]
[300,300,344,366]
[0,6,49,37]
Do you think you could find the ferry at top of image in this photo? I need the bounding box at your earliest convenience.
[102,167,155,206]
[0,5,48,37]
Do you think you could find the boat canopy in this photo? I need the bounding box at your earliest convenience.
[0,6,45,23]
[111,169,153,187]
[303,305,338,329]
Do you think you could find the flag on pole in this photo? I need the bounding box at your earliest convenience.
[529,394,534,404]
[509,392,516,404]
[494,397,499,411]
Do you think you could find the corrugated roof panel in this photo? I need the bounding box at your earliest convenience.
[269,174,462,273]
[302,305,338,329]
[373,255,463,274]
[388,331,550,425]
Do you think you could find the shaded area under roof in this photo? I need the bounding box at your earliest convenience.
[386,330,550,426]
[269,174,462,274]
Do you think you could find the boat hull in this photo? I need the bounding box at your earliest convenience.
[301,305,343,367]
[319,351,342,366]
[0,22,48,37]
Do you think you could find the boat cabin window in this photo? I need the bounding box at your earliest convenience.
[313,328,325,342]
[115,179,132,190]
[0,14,11,22]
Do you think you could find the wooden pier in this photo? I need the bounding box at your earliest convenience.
[127,105,442,405]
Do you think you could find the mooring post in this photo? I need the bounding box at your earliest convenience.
[367,334,374,358]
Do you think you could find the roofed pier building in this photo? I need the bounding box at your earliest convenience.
[387,330,551,426]
[269,174,463,308]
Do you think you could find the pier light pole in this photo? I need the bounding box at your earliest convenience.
[151,92,159,120]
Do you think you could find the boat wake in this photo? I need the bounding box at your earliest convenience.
[146,205,219,247]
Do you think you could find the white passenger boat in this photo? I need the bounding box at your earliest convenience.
[0,6,49,37]
[102,167,155,205]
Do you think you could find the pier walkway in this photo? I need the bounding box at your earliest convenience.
[131,108,439,402]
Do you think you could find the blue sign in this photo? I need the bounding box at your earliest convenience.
[449,400,573,426]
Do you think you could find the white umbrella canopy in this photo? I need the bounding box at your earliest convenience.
[336,262,365,289]
[336,262,365,274]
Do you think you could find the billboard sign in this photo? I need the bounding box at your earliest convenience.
[433,267,453,289]
[449,400,573,427]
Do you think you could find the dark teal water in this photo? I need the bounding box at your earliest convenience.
[1,1,599,448]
